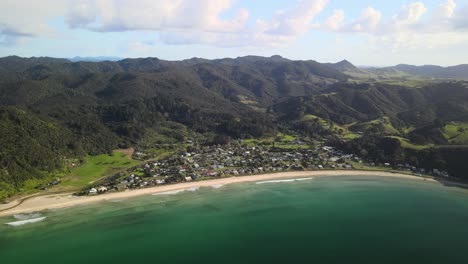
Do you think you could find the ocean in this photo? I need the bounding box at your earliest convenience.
[1,176,468,264]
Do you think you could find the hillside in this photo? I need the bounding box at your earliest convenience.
[1,55,468,198]
[326,60,375,79]
[368,64,468,80]
[0,55,350,194]
[274,81,468,144]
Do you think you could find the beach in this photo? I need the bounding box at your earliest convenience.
[0,170,443,217]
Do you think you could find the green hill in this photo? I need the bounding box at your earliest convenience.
[1,56,468,198]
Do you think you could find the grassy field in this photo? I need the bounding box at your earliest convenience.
[374,79,430,88]
[61,151,141,189]
[444,122,468,145]
[350,117,399,135]
[342,133,362,139]
[302,114,328,124]
[302,115,362,140]
[242,133,312,150]
[387,136,433,150]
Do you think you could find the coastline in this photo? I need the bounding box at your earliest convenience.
[0,170,456,217]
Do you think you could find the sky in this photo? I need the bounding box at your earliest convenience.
[1,0,468,66]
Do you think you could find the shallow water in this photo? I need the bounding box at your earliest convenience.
[1,176,468,264]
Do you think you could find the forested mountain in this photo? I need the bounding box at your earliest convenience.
[1,55,468,196]
[274,82,468,126]
[367,64,468,80]
[325,60,374,79]
[0,107,83,189]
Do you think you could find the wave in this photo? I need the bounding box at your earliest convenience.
[152,187,200,196]
[5,217,47,227]
[295,177,315,181]
[14,213,43,220]
[211,184,224,189]
[106,199,125,203]
[256,177,314,184]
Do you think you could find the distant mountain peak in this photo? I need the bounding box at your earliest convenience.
[325,59,358,72]
[335,59,356,69]
[270,55,287,61]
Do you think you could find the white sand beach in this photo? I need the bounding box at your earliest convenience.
[0,170,447,217]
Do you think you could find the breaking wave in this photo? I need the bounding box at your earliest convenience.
[152,187,200,196]
[6,217,46,227]
[256,177,314,184]
[13,213,43,220]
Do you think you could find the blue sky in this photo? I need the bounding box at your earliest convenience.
[1,0,467,66]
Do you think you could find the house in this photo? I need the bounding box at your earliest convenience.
[88,188,98,195]
[156,179,166,185]
[322,146,333,152]
[98,187,108,193]
[185,177,193,182]
[206,171,217,177]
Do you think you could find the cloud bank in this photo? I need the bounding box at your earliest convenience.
[321,0,468,50]
[0,0,467,51]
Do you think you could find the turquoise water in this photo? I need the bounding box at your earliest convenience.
[1,176,468,264]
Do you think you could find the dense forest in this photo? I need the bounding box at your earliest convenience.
[1,55,467,198]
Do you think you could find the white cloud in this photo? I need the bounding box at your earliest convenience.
[321,0,468,51]
[66,0,249,33]
[263,0,328,36]
[432,0,456,20]
[340,7,382,33]
[0,0,67,45]
[66,0,328,47]
[324,10,345,31]
[369,31,468,53]
[1,0,467,53]
[393,2,427,26]
[0,0,330,48]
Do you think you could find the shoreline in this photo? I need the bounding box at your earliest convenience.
[0,170,461,217]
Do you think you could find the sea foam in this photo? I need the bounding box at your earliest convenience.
[13,213,43,220]
[256,177,314,184]
[211,184,224,189]
[152,187,200,196]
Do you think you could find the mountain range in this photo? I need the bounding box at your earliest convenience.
[0,55,467,198]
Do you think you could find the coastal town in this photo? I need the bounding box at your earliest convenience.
[82,140,451,196]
